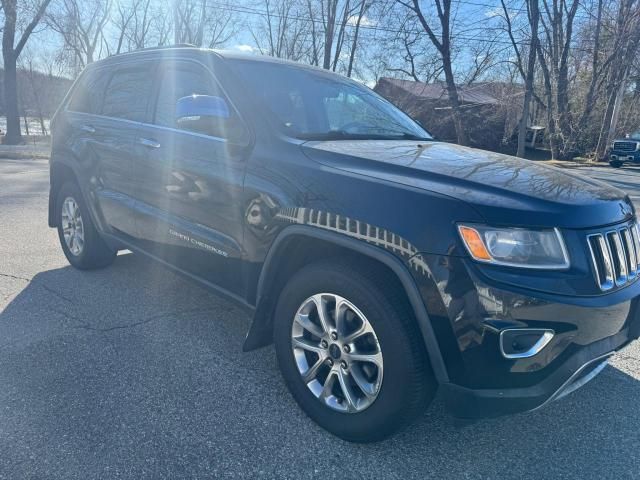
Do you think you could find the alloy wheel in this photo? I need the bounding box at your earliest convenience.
[61,196,85,256]
[291,293,383,413]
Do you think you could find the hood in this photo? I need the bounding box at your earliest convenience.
[301,140,634,229]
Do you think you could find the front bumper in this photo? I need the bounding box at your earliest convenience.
[610,150,640,163]
[440,330,629,418]
[409,252,640,418]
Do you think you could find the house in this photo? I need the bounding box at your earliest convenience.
[374,77,525,151]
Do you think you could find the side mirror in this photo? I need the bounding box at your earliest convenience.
[176,95,230,120]
[175,95,232,137]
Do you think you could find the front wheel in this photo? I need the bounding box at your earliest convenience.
[610,160,623,168]
[273,260,436,442]
[56,181,116,269]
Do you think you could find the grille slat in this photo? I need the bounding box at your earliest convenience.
[608,231,628,284]
[632,225,640,269]
[589,224,640,291]
[621,228,637,279]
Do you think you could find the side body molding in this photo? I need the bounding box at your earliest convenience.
[244,224,450,384]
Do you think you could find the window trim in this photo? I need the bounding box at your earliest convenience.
[67,110,229,144]
[65,55,252,146]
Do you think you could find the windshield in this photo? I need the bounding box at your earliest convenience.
[228,59,431,141]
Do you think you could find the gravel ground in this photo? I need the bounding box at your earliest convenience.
[1,157,639,479]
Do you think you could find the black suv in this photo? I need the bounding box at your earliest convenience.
[49,47,640,442]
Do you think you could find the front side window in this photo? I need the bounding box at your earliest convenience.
[153,63,246,141]
[228,60,431,141]
[101,67,153,122]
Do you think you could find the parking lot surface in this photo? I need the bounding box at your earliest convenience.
[1,157,640,479]
[574,164,640,205]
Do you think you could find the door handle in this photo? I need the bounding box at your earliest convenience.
[80,124,96,134]
[137,137,161,149]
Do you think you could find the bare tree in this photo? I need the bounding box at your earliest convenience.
[534,0,582,159]
[250,0,314,61]
[397,0,469,145]
[19,49,48,135]
[381,13,442,83]
[346,0,370,77]
[500,0,540,158]
[112,0,171,52]
[173,0,237,48]
[46,0,112,72]
[1,0,52,144]
[305,0,363,71]
[595,0,640,158]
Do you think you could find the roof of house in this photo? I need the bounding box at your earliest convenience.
[376,77,523,106]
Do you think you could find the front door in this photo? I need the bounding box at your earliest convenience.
[131,59,250,297]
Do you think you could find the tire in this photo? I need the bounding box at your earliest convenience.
[273,260,436,442]
[610,160,623,168]
[56,181,116,269]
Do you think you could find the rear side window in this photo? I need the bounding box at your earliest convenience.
[67,69,109,114]
[101,67,153,122]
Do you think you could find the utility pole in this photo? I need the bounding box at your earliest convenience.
[606,69,629,148]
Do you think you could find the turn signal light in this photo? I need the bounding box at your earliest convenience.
[458,226,492,260]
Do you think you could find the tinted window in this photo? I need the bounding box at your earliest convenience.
[67,69,109,114]
[153,63,246,140]
[101,67,152,121]
[154,65,222,128]
[228,60,431,141]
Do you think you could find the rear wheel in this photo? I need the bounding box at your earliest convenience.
[56,181,116,269]
[273,260,436,442]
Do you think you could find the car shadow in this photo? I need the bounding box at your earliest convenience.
[1,252,639,478]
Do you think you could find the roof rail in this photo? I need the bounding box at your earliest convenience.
[108,44,199,58]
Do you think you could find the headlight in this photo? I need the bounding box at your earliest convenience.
[458,224,570,269]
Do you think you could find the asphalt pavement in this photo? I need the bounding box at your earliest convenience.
[1,157,640,479]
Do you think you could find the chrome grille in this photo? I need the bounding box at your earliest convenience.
[588,224,640,291]
[613,141,638,152]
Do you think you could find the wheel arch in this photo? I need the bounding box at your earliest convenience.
[244,224,449,384]
[49,159,80,228]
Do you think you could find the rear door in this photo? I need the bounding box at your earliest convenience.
[130,59,250,296]
[66,62,154,238]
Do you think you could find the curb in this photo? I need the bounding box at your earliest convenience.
[0,152,50,160]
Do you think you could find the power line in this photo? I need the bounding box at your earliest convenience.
[183,0,609,53]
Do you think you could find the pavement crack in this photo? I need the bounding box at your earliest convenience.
[38,282,76,304]
[0,272,31,282]
[71,307,221,333]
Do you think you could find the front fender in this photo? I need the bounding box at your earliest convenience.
[243,224,450,384]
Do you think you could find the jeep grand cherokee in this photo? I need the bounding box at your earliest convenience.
[49,46,640,442]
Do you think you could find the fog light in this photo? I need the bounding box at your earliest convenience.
[499,328,554,359]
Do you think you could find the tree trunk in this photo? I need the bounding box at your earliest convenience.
[606,71,628,149]
[322,0,338,70]
[2,54,21,145]
[442,57,468,146]
[346,0,367,77]
[516,0,539,158]
[2,0,21,145]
